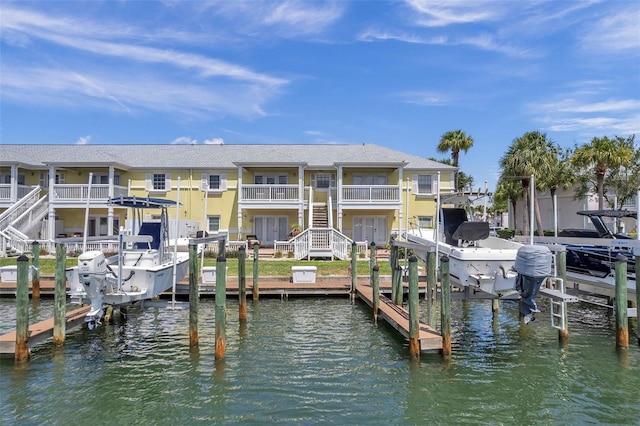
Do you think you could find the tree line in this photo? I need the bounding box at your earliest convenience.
[435,130,639,236]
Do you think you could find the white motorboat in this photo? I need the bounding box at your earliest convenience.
[406,206,522,297]
[66,196,190,329]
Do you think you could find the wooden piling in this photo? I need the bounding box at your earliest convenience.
[393,265,403,305]
[491,299,499,314]
[369,241,376,273]
[426,247,436,327]
[215,255,227,360]
[614,254,628,349]
[252,243,260,300]
[31,241,40,298]
[238,246,247,321]
[15,254,30,363]
[53,243,67,346]
[188,242,199,347]
[350,242,357,295]
[390,242,398,302]
[556,247,569,343]
[218,239,226,258]
[408,256,420,359]
[372,265,380,323]
[440,255,451,358]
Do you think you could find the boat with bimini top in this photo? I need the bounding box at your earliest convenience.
[66,196,190,329]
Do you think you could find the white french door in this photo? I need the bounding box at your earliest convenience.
[353,216,387,244]
[254,216,288,246]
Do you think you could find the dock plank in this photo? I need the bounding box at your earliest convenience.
[0,306,90,357]
[356,284,442,351]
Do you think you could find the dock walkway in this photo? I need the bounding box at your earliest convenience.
[0,306,90,357]
[356,284,442,351]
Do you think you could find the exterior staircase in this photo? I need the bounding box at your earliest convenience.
[0,187,49,256]
[312,204,329,228]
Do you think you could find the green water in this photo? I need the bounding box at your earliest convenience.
[1,297,638,425]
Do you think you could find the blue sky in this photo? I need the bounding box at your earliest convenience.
[1,1,639,191]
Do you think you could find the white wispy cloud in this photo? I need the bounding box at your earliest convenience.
[76,135,92,145]
[209,0,345,38]
[528,89,640,136]
[579,6,640,54]
[171,136,197,145]
[204,138,224,145]
[0,5,287,118]
[395,90,451,106]
[405,0,503,27]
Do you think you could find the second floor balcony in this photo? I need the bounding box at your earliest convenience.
[51,184,129,204]
[341,185,399,204]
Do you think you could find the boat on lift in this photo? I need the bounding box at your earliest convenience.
[406,201,523,297]
[559,209,636,280]
[66,196,190,329]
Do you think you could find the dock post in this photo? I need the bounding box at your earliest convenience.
[556,246,569,343]
[252,243,259,300]
[215,255,227,360]
[31,241,40,298]
[15,254,30,363]
[408,256,420,359]
[390,241,398,302]
[238,246,247,321]
[350,242,357,297]
[53,243,67,346]
[440,255,451,358]
[218,239,226,258]
[614,254,628,349]
[393,265,403,305]
[188,242,199,347]
[369,241,376,273]
[637,252,640,345]
[372,265,380,323]
[426,247,436,327]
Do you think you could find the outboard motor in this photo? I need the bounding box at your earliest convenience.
[514,245,552,324]
[77,251,107,328]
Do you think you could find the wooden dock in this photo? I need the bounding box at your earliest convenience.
[0,306,90,358]
[356,284,442,352]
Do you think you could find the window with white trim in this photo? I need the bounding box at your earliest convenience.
[311,173,336,189]
[417,216,433,228]
[39,173,65,188]
[207,216,220,233]
[254,173,288,184]
[353,174,387,185]
[201,173,227,191]
[145,173,171,192]
[412,174,433,195]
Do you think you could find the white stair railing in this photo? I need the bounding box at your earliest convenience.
[0,186,42,231]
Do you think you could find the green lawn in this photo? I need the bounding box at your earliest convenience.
[0,257,393,277]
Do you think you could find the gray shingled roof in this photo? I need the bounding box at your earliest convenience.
[0,143,455,171]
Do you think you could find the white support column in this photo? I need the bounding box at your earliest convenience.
[108,166,114,236]
[237,166,243,237]
[398,167,403,238]
[337,165,343,231]
[10,165,18,202]
[298,165,304,228]
[48,166,56,241]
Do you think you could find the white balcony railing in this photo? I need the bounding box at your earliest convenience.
[242,184,299,202]
[51,184,128,202]
[342,185,399,203]
[0,184,35,201]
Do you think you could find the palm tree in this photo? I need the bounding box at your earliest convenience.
[495,175,523,232]
[570,136,635,210]
[437,130,474,189]
[538,146,575,235]
[500,131,556,236]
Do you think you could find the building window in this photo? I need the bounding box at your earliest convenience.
[417,216,433,228]
[412,174,433,194]
[209,175,220,189]
[208,216,220,233]
[311,173,336,189]
[153,174,166,191]
[254,174,287,184]
[39,173,65,188]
